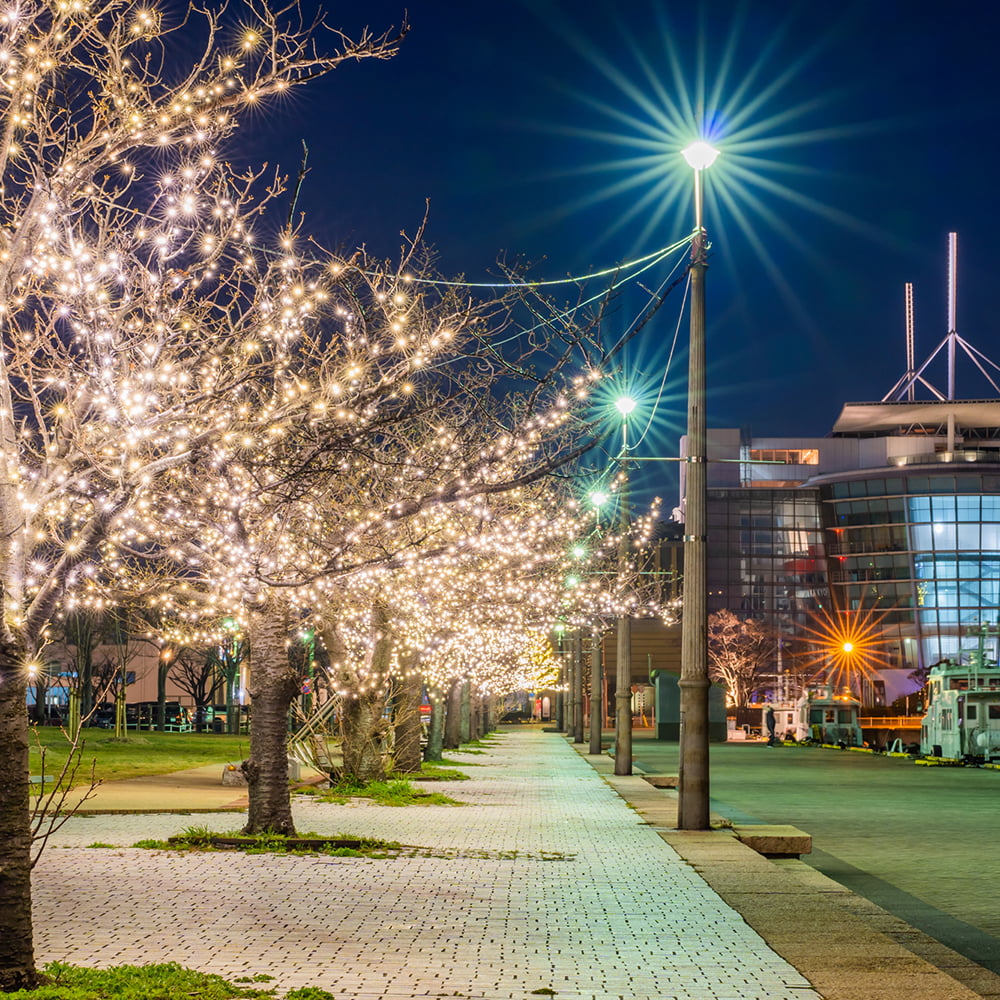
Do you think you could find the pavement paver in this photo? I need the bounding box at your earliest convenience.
[35,730,821,1000]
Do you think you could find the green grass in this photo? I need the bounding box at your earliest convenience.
[28,729,248,786]
[6,962,273,998]
[411,761,470,781]
[317,777,461,807]
[134,827,404,858]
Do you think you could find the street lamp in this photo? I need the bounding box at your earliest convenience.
[614,394,635,776]
[677,139,718,830]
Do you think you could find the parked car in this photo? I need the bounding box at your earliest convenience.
[87,704,116,729]
[126,702,192,732]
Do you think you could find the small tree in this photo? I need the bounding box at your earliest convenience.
[707,609,774,709]
[169,646,223,729]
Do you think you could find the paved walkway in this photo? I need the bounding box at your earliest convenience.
[35,730,819,1000]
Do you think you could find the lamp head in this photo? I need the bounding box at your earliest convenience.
[590,490,609,508]
[615,396,637,416]
[681,140,720,171]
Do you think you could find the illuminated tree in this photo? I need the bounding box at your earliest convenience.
[707,610,773,709]
[0,0,406,987]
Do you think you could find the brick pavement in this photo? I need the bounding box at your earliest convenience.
[34,729,821,1000]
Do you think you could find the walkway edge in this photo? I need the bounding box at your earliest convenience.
[567,736,995,1000]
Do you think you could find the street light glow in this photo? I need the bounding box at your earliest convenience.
[590,491,609,508]
[681,140,720,171]
[615,396,637,416]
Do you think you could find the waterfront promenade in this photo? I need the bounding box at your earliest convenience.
[31,729,982,999]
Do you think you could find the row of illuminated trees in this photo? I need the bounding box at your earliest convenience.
[0,1,669,987]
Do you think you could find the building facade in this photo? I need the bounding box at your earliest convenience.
[681,400,1000,704]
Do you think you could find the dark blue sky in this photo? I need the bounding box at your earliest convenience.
[250,0,1000,473]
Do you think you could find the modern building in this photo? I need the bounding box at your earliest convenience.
[679,398,1000,705]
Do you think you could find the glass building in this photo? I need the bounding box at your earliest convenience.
[682,400,1000,701]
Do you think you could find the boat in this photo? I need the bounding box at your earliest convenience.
[761,685,863,746]
[920,624,1000,762]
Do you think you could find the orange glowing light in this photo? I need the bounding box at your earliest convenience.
[797,603,894,695]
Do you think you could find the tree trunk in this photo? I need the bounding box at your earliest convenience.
[459,680,471,743]
[242,611,297,836]
[469,693,482,741]
[341,687,390,782]
[0,637,40,991]
[339,605,392,783]
[424,687,445,761]
[392,669,423,774]
[443,677,463,750]
[156,660,169,732]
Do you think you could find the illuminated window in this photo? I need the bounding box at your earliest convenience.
[749,448,820,465]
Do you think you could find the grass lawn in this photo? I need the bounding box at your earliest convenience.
[28,728,249,785]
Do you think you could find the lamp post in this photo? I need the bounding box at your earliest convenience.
[677,139,719,830]
[614,395,636,776]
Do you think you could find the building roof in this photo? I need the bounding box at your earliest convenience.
[832,400,1000,436]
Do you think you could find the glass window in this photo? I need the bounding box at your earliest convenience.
[968,704,978,720]
[931,496,957,520]
[908,496,931,522]
[748,448,819,465]
[957,496,981,521]
[958,524,981,549]
[990,705,1000,721]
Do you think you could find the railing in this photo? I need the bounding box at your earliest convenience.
[858,716,922,729]
[892,450,1000,467]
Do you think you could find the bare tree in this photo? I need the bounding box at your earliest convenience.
[171,647,224,730]
[707,610,774,710]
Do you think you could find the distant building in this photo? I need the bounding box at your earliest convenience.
[681,399,1000,705]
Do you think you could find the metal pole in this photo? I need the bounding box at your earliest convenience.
[588,628,604,754]
[572,630,585,742]
[614,417,633,776]
[677,166,711,830]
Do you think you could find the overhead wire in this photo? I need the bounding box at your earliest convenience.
[386,236,693,289]
[630,272,690,453]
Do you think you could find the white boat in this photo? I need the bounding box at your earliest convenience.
[762,685,863,746]
[921,625,1000,762]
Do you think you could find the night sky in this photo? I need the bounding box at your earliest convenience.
[245,0,1000,492]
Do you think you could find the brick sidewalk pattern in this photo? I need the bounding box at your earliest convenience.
[34,730,820,999]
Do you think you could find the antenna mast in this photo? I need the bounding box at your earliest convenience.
[882,231,1000,405]
[948,231,958,400]
[905,283,915,402]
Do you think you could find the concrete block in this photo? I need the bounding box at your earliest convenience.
[733,823,812,857]
[642,774,678,788]
[221,763,247,786]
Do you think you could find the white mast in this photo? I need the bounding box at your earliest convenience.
[905,282,915,402]
[947,231,957,401]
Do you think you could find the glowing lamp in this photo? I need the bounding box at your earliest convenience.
[615,396,636,416]
[590,491,609,508]
[842,642,854,653]
[681,140,720,171]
